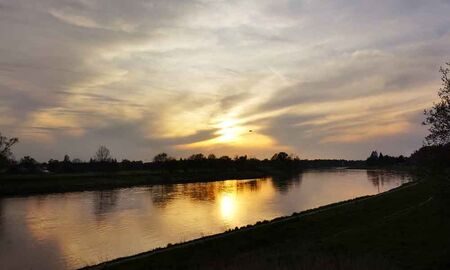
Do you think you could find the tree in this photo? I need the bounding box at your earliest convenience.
[19,156,39,172]
[153,153,171,163]
[0,133,18,159]
[63,154,71,163]
[423,62,450,145]
[0,133,18,169]
[94,145,112,162]
[366,151,379,166]
[271,152,289,161]
[188,153,205,160]
[234,155,247,161]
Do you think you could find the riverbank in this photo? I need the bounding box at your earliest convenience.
[0,166,408,197]
[0,169,276,197]
[83,173,450,270]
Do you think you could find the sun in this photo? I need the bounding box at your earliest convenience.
[176,116,277,149]
[217,119,240,143]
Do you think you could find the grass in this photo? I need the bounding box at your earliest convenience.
[83,172,450,270]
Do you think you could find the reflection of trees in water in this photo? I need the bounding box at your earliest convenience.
[148,179,265,208]
[93,190,119,218]
[366,170,410,192]
[148,185,177,208]
[186,180,264,202]
[236,179,261,193]
[181,183,218,202]
[271,173,303,193]
[148,183,218,208]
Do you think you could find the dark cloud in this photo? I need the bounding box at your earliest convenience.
[259,41,450,113]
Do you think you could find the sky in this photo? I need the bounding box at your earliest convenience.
[1,0,450,162]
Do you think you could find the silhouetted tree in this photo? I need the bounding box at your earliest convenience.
[366,151,379,166]
[0,133,18,169]
[188,153,205,160]
[18,156,39,173]
[63,154,71,163]
[424,62,450,145]
[235,155,247,161]
[153,153,173,163]
[366,150,407,167]
[94,145,112,162]
[410,144,450,169]
[271,152,290,161]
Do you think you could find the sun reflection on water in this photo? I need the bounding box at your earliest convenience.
[219,193,237,221]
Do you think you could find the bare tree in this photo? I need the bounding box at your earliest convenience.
[0,133,18,168]
[424,62,450,145]
[94,145,112,162]
[0,133,18,159]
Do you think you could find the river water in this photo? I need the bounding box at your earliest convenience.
[0,169,411,269]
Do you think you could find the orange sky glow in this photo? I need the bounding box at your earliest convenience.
[1,0,449,161]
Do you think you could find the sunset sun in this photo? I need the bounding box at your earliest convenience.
[216,119,241,143]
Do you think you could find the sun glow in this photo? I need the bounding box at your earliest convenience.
[219,193,237,220]
[216,119,241,143]
[176,116,281,150]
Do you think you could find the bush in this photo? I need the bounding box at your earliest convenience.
[410,143,450,169]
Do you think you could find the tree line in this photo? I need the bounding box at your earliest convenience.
[0,141,365,174]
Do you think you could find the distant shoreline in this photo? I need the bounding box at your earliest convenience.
[0,170,273,197]
[0,166,413,198]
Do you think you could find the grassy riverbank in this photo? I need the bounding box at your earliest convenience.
[84,172,450,270]
[0,170,270,197]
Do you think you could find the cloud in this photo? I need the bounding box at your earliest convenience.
[0,0,449,160]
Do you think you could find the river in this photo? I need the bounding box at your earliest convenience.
[0,169,411,269]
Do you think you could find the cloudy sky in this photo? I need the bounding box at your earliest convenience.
[1,0,449,161]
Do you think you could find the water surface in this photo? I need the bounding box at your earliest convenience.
[0,169,411,269]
